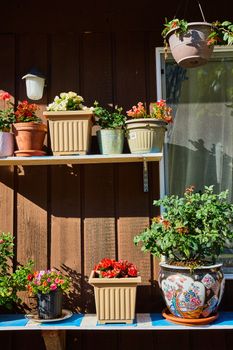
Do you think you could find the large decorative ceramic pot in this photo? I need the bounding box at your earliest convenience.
[37,290,63,319]
[159,262,224,319]
[125,118,166,154]
[0,131,14,157]
[166,22,214,68]
[97,129,124,155]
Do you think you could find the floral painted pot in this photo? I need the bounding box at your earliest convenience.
[158,262,224,319]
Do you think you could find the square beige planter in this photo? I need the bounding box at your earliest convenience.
[43,110,93,155]
[89,270,141,324]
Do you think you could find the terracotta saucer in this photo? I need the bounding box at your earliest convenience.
[14,150,47,157]
[162,308,219,326]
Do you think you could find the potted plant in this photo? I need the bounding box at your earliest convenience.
[12,100,47,157]
[125,100,173,154]
[162,19,233,68]
[0,91,16,157]
[27,268,70,319]
[93,101,126,155]
[43,91,93,155]
[89,258,141,324]
[134,185,233,325]
[0,232,33,311]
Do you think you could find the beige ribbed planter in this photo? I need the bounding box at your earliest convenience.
[125,118,166,153]
[89,270,141,324]
[43,110,93,155]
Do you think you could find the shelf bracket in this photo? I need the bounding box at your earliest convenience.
[143,159,149,192]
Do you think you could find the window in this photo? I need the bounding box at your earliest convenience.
[156,47,233,277]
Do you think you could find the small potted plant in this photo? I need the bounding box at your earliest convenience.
[162,18,233,68]
[89,258,141,324]
[27,268,70,319]
[0,91,16,157]
[0,232,33,311]
[134,185,233,325]
[13,100,47,157]
[125,100,173,154]
[43,91,93,155]
[93,101,126,154]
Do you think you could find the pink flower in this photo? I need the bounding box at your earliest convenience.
[0,91,11,101]
[55,278,60,284]
[0,239,4,244]
[50,283,57,291]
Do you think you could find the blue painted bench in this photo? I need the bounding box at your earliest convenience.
[1,312,233,350]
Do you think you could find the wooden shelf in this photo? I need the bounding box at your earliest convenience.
[0,153,163,166]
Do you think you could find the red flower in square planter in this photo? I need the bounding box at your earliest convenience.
[94,258,138,278]
[89,258,141,324]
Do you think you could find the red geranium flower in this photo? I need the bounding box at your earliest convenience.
[94,258,138,278]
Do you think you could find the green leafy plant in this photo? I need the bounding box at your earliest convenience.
[27,269,70,295]
[47,91,86,111]
[134,185,233,267]
[0,91,16,131]
[15,100,41,123]
[93,101,126,129]
[161,18,189,39]
[208,21,233,46]
[0,232,33,309]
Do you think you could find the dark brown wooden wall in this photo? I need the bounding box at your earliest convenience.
[1,1,233,349]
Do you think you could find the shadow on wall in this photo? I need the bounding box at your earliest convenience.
[62,264,94,313]
[0,160,157,218]
[61,265,165,314]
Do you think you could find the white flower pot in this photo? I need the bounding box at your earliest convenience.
[0,131,14,157]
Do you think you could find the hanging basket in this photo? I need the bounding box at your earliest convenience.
[166,22,214,68]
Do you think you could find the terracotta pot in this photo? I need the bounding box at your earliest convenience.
[89,270,141,324]
[166,22,214,68]
[0,131,14,157]
[43,110,93,155]
[158,262,225,320]
[125,118,166,153]
[13,122,47,156]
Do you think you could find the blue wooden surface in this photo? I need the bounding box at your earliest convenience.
[1,312,233,330]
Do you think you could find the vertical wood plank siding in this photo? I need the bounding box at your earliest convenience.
[0,30,163,313]
[1,1,233,346]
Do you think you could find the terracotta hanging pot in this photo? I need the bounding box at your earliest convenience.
[166,22,214,68]
[13,122,47,156]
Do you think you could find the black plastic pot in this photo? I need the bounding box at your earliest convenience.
[37,290,63,319]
